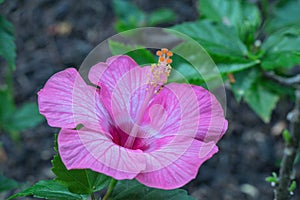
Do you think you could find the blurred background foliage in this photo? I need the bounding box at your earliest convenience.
[0,0,44,142]
[113,0,176,32]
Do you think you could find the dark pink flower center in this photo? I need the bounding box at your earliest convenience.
[109,125,149,151]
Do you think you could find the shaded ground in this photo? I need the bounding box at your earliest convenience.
[0,0,299,199]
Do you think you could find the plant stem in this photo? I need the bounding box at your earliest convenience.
[5,64,14,99]
[264,71,300,86]
[264,71,300,199]
[103,179,118,200]
[261,0,269,20]
[91,192,95,200]
[275,89,300,200]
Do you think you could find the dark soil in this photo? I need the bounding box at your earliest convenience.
[0,0,299,199]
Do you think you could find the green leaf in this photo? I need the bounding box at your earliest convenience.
[0,15,16,70]
[261,27,300,69]
[261,78,295,98]
[231,67,260,102]
[167,42,218,89]
[8,180,88,200]
[52,152,110,194]
[0,174,18,193]
[113,0,144,20]
[3,102,44,132]
[112,0,175,31]
[148,8,175,26]
[267,0,300,33]
[0,0,4,4]
[168,52,204,84]
[198,0,242,25]
[113,0,146,31]
[170,59,259,89]
[262,28,300,52]
[244,80,280,123]
[109,40,134,55]
[295,151,300,164]
[282,129,291,144]
[172,20,248,61]
[239,2,261,42]
[218,60,260,74]
[0,87,15,123]
[170,62,203,83]
[110,180,196,200]
[169,62,208,88]
[108,40,156,65]
[261,52,300,70]
[198,0,261,42]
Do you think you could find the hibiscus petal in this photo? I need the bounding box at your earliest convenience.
[58,128,146,179]
[140,83,201,140]
[191,85,228,142]
[88,62,107,86]
[140,83,227,143]
[88,55,122,85]
[136,138,218,189]
[108,66,152,136]
[88,55,139,96]
[133,83,226,189]
[38,68,111,132]
[88,56,141,122]
[90,58,169,148]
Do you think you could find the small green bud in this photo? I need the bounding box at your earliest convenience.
[283,129,291,144]
[265,172,278,185]
[265,176,277,183]
[288,181,296,192]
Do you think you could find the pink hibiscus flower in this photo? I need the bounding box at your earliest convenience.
[38,49,227,189]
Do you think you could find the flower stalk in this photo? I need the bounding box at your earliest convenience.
[265,72,300,199]
[275,89,300,200]
[103,179,118,200]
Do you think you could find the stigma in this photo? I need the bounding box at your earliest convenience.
[147,48,173,93]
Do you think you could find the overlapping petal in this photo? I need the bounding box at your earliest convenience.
[109,66,151,136]
[135,83,227,143]
[124,83,226,189]
[90,56,158,140]
[38,68,112,132]
[88,55,130,86]
[141,83,199,139]
[88,56,139,113]
[136,139,218,189]
[191,86,228,142]
[58,128,146,180]
[139,83,227,142]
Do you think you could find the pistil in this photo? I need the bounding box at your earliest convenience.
[124,48,173,149]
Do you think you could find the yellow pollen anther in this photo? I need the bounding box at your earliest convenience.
[147,48,173,93]
[161,48,168,54]
[156,49,173,65]
[156,51,162,56]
